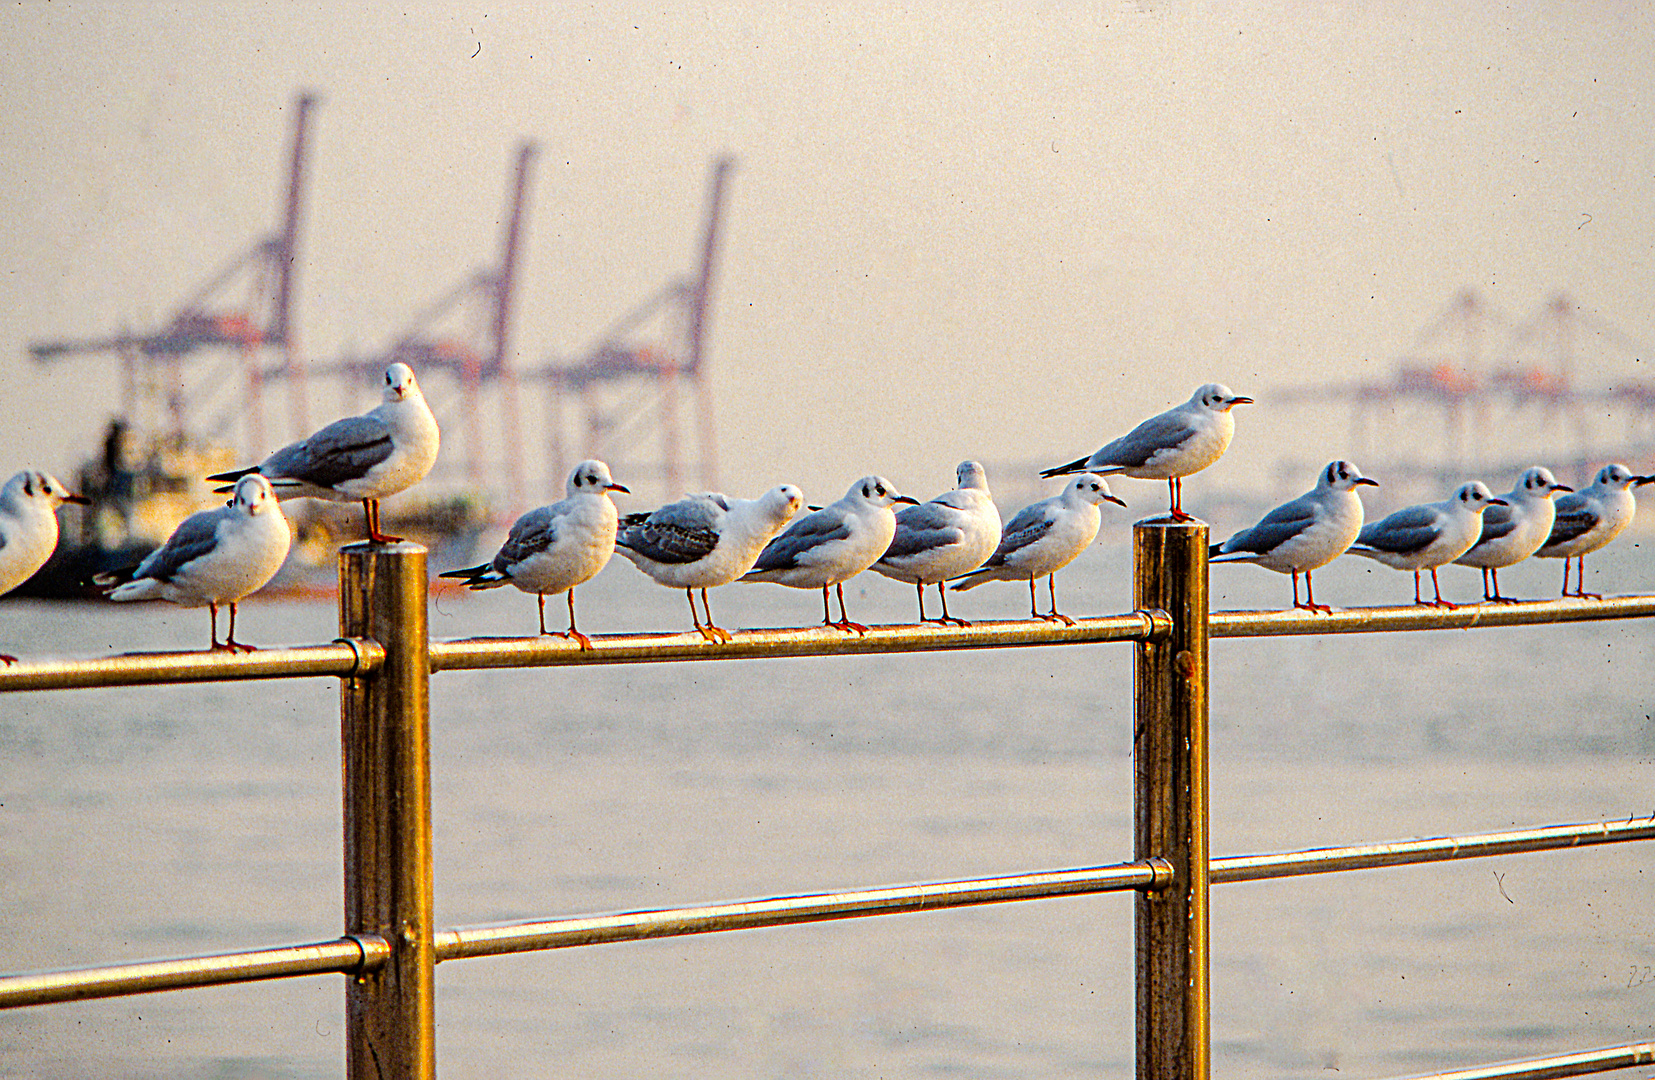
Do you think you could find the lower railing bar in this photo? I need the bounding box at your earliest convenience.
[434,859,1171,961]
[1388,1040,1655,1080]
[1211,594,1655,638]
[1212,818,1655,885]
[0,933,391,1010]
[0,638,384,693]
[427,610,1172,671]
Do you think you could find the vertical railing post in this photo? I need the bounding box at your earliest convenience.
[338,541,435,1079]
[1133,518,1211,1080]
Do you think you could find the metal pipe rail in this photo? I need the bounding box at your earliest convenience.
[0,936,390,1011]
[1390,1041,1655,1080]
[3,528,1654,1079]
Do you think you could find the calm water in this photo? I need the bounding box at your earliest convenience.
[2,533,1653,1079]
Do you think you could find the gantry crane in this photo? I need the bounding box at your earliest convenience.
[538,154,734,499]
[29,92,320,457]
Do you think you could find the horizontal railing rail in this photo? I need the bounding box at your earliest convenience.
[0,637,382,692]
[7,594,1652,695]
[1389,1041,1655,1080]
[10,816,1648,1009]
[0,935,390,1010]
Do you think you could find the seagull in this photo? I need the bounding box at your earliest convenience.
[0,470,89,662]
[439,460,627,649]
[208,362,440,544]
[950,473,1125,625]
[739,475,918,635]
[1040,383,1252,521]
[1210,460,1378,613]
[1534,463,1653,599]
[1452,466,1573,602]
[104,475,292,652]
[871,461,1002,626]
[1345,481,1506,608]
[615,483,805,642]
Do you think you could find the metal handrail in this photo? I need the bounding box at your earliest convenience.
[0,935,390,1010]
[1389,1041,1655,1080]
[4,593,1651,695]
[10,815,1649,1010]
[0,637,382,692]
[4,532,1653,1080]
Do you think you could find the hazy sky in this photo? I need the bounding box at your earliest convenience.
[3,2,1652,509]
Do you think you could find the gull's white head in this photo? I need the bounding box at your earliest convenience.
[1067,473,1127,508]
[383,362,420,403]
[1319,460,1379,492]
[1594,463,1653,490]
[759,483,805,523]
[232,474,280,515]
[1517,466,1570,498]
[1454,481,1505,512]
[955,460,990,491]
[4,470,88,511]
[1192,383,1254,412]
[847,476,918,509]
[567,459,630,497]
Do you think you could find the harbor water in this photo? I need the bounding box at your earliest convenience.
[1,533,1652,1079]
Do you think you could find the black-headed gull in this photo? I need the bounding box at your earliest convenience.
[209,362,439,544]
[740,475,917,635]
[439,459,628,649]
[104,475,292,651]
[1453,466,1572,602]
[1210,460,1378,613]
[0,470,89,662]
[1346,481,1506,608]
[872,461,1001,626]
[1041,383,1252,521]
[1534,463,1653,598]
[615,483,804,642]
[950,473,1125,625]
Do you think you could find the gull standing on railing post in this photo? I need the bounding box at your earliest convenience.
[1453,466,1572,602]
[614,483,805,642]
[1534,463,1654,598]
[1040,383,1252,521]
[949,473,1125,625]
[1210,459,1378,613]
[1345,481,1506,608]
[0,470,89,662]
[208,362,440,544]
[740,475,918,635]
[102,475,292,652]
[871,461,1002,626]
[439,460,628,649]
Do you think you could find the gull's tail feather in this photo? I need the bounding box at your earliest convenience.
[1039,456,1090,479]
[438,563,508,589]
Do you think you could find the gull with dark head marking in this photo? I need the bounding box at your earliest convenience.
[872,461,1001,626]
[1534,463,1653,598]
[1040,383,1252,521]
[1453,466,1572,602]
[1210,460,1378,612]
[616,483,805,642]
[1346,481,1506,608]
[208,362,439,544]
[104,475,291,652]
[439,460,628,649]
[0,470,90,662]
[950,473,1125,625]
[739,475,918,635]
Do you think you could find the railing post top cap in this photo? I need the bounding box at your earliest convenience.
[339,540,430,555]
[1133,516,1209,529]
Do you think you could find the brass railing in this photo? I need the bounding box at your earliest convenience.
[2,525,1652,1080]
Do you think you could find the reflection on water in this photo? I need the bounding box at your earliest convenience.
[1,538,1652,1078]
